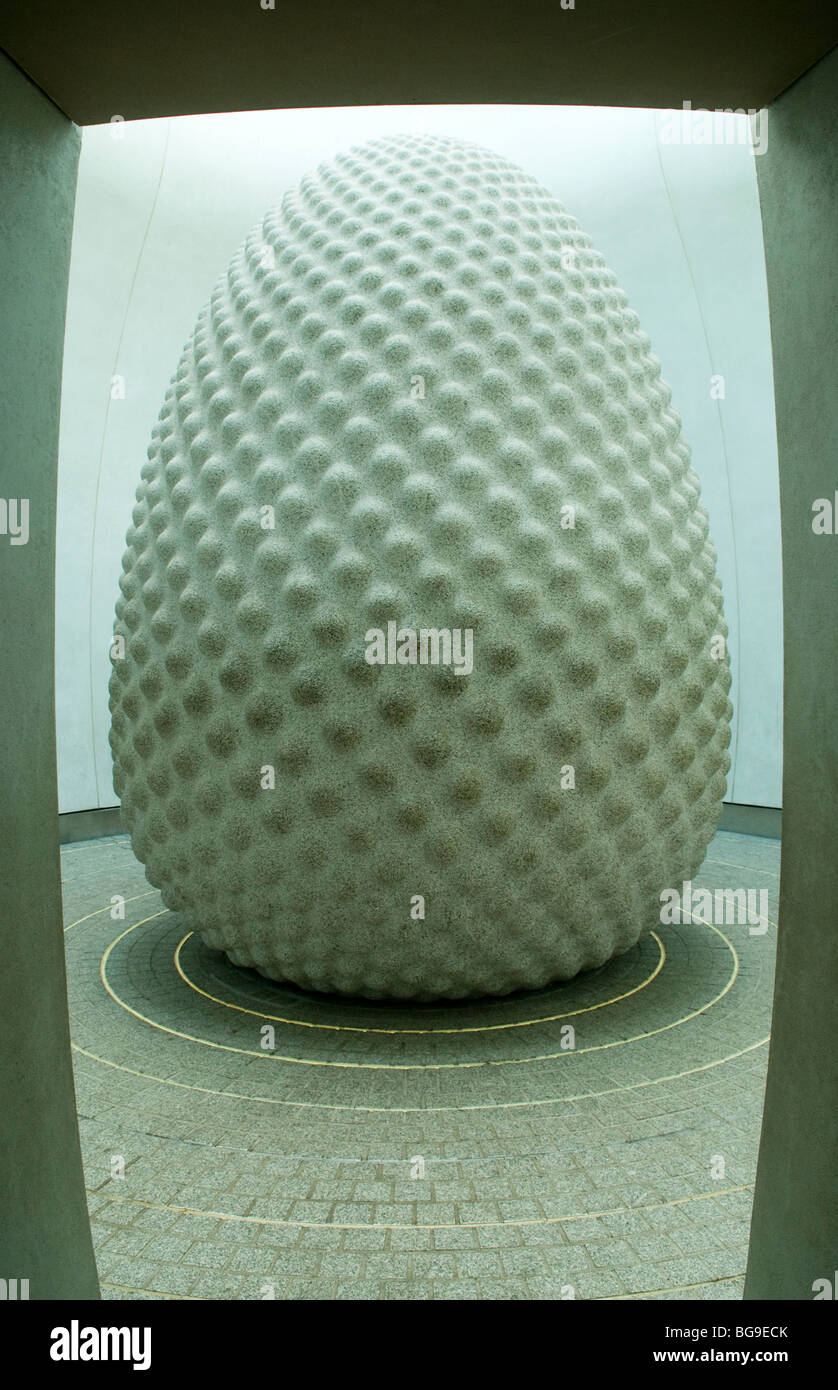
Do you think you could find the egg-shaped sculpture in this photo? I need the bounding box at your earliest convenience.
[109,134,732,1000]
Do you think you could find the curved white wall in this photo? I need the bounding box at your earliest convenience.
[56,104,782,812]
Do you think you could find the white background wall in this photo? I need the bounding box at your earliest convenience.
[56,104,782,812]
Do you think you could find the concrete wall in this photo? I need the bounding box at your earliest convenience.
[745,45,838,1300]
[55,104,782,813]
[0,52,99,1298]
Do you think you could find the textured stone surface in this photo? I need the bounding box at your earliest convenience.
[110,134,732,1000]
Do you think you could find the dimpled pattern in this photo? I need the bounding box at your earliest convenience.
[110,134,732,1001]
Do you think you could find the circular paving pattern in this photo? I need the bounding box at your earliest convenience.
[63,828,779,1300]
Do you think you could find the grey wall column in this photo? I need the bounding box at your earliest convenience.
[746,46,838,1300]
[0,51,99,1299]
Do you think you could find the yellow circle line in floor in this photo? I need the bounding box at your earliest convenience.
[70,1034,770,1115]
[703,853,780,883]
[100,1280,204,1301]
[63,889,159,933]
[67,884,670,1033]
[97,1270,746,1302]
[605,1271,745,1300]
[96,913,739,1070]
[172,931,667,1034]
[60,839,132,856]
[87,1179,754,1233]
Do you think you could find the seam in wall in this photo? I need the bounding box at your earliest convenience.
[88,118,172,806]
[654,114,742,801]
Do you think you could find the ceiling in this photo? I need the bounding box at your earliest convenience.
[1,0,836,126]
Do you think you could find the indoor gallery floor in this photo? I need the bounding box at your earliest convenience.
[60,828,779,1301]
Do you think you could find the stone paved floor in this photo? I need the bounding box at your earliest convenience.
[61,829,780,1300]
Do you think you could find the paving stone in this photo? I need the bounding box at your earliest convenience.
[62,830,777,1301]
